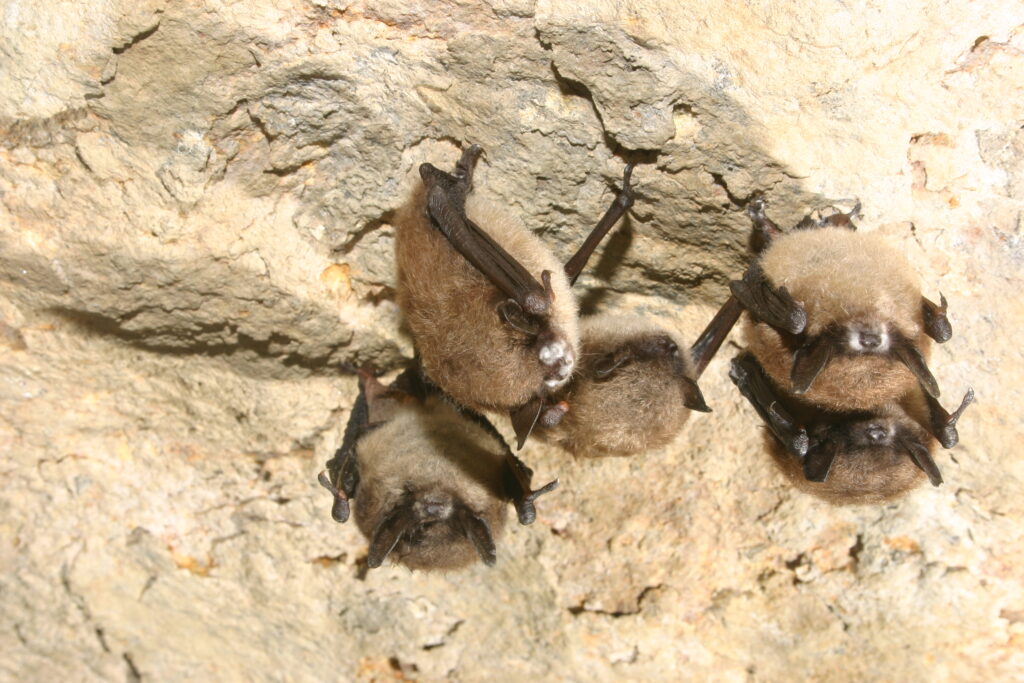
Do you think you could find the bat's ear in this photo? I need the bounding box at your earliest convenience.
[592,350,631,379]
[366,504,416,569]
[681,376,711,413]
[790,335,834,394]
[802,441,839,482]
[455,507,497,566]
[900,437,943,486]
[891,335,940,398]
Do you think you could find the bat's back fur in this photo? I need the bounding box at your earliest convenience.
[543,315,695,457]
[395,183,579,411]
[747,228,930,411]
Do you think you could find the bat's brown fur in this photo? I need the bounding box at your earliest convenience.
[354,391,509,570]
[542,315,695,457]
[767,390,934,505]
[395,182,579,412]
[748,227,931,411]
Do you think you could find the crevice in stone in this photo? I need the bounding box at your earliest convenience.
[387,656,418,677]
[311,552,348,567]
[95,628,111,653]
[784,552,810,584]
[333,211,395,257]
[49,307,358,377]
[709,171,750,207]
[112,20,162,55]
[422,619,463,650]
[353,555,371,581]
[124,652,143,682]
[61,554,115,658]
[568,584,662,618]
[826,604,851,632]
[848,534,865,568]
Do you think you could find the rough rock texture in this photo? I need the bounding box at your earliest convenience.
[1,1,1022,680]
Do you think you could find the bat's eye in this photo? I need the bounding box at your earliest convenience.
[638,335,678,358]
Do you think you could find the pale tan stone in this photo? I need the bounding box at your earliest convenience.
[1,1,1021,680]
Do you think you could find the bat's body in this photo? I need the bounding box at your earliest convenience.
[732,200,952,412]
[394,145,635,448]
[748,228,930,410]
[730,353,972,504]
[540,313,719,457]
[764,388,936,504]
[396,184,579,410]
[352,383,510,570]
[317,368,556,571]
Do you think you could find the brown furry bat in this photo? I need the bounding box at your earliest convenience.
[395,144,634,447]
[731,198,954,412]
[317,368,556,571]
[730,352,973,504]
[536,302,748,457]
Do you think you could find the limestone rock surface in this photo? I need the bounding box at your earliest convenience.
[1,1,1022,680]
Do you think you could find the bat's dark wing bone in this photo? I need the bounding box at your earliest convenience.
[729,353,810,460]
[729,262,808,335]
[564,162,636,285]
[420,145,552,318]
[318,372,371,523]
[689,296,744,379]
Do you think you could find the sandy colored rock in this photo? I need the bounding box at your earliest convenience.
[1,0,1022,680]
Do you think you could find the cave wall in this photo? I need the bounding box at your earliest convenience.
[1,1,1022,679]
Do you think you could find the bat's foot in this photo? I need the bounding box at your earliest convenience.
[503,453,559,525]
[318,470,351,523]
[539,338,575,389]
[539,400,569,427]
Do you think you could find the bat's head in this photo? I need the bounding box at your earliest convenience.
[778,404,942,503]
[787,320,939,405]
[544,319,709,456]
[361,485,505,571]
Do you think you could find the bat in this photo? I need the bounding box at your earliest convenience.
[536,299,744,456]
[317,367,557,571]
[729,352,973,504]
[394,144,635,448]
[729,198,954,412]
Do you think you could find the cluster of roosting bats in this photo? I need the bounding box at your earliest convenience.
[317,144,973,572]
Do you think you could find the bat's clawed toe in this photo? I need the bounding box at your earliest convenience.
[318,470,351,523]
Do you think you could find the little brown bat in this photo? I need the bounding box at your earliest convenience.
[395,144,635,447]
[317,367,556,571]
[730,198,954,412]
[730,352,973,504]
[535,299,746,457]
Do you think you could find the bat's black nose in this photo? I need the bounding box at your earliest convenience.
[859,332,882,349]
[865,424,888,443]
[420,500,449,519]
